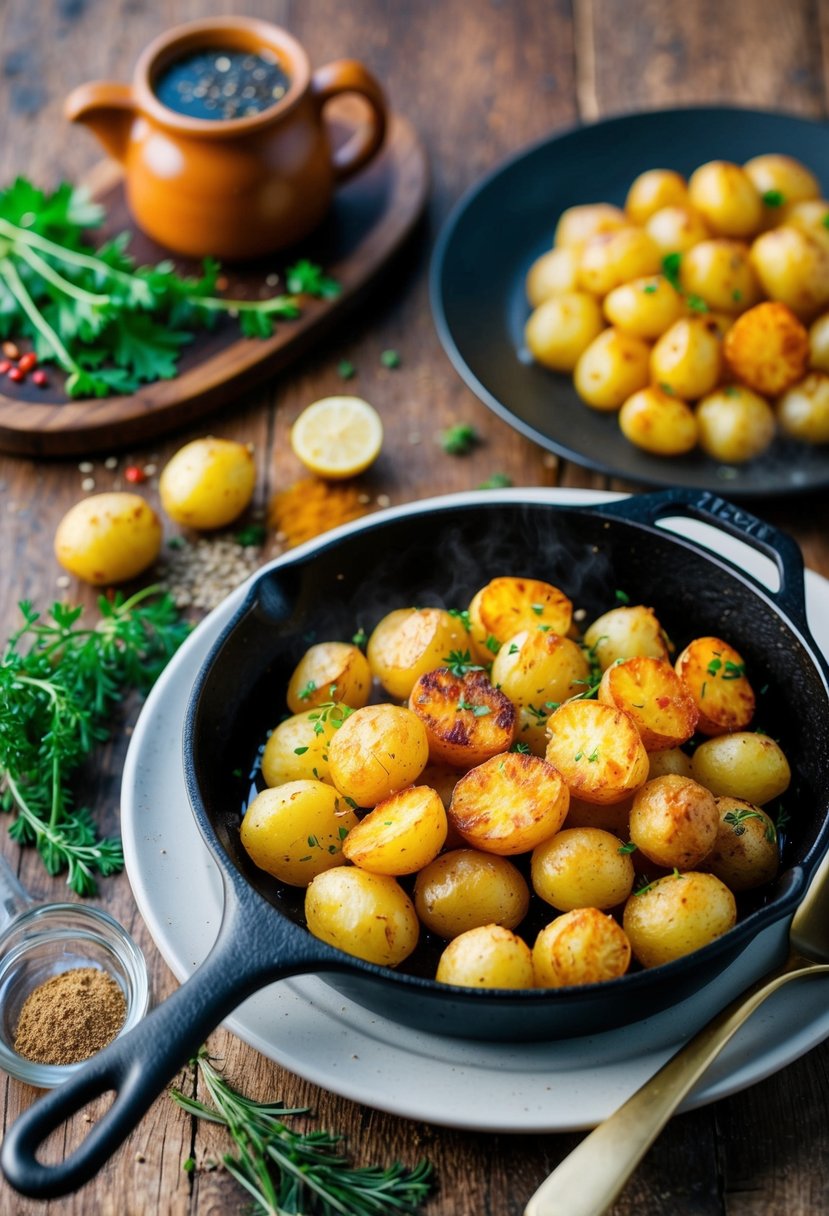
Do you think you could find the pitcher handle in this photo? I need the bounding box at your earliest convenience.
[311,59,387,182]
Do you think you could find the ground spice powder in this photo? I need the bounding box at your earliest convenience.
[14,966,126,1065]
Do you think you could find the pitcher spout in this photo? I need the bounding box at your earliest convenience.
[64,81,137,165]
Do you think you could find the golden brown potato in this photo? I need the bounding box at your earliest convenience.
[578,227,662,297]
[448,752,569,855]
[261,706,352,787]
[629,774,718,869]
[545,700,649,805]
[691,732,791,805]
[679,239,762,314]
[645,205,710,256]
[647,748,694,781]
[524,293,605,371]
[574,327,652,410]
[564,795,632,836]
[436,924,535,989]
[327,704,429,806]
[525,246,582,306]
[696,386,776,464]
[531,827,635,911]
[554,202,627,248]
[688,161,764,237]
[514,704,556,756]
[286,641,372,714]
[808,314,829,372]
[414,849,530,938]
[650,317,723,400]
[777,372,829,444]
[342,785,447,875]
[490,629,590,710]
[305,867,419,966]
[703,797,779,891]
[603,276,686,340]
[409,669,516,767]
[240,781,359,887]
[618,387,699,456]
[366,607,466,700]
[750,225,829,321]
[468,576,573,658]
[723,301,809,395]
[744,154,822,209]
[626,169,689,224]
[533,907,632,987]
[598,656,699,750]
[674,636,755,735]
[583,604,670,670]
[782,199,829,240]
[623,871,737,968]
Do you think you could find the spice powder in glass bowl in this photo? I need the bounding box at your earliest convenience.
[14,966,126,1065]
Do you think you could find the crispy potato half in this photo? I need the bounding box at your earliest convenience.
[468,576,573,658]
[598,656,699,750]
[449,752,569,855]
[545,700,649,805]
[409,669,516,767]
[342,784,447,875]
[327,704,429,807]
[366,607,467,700]
[723,300,809,395]
[490,628,590,710]
[583,604,670,670]
[674,636,755,735]
[286,641,372,713]
[533,907,632,988]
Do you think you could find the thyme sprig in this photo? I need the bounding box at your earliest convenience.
[171,1050,433,1216]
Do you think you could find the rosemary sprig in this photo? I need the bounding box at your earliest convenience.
[171,1050,433,1216]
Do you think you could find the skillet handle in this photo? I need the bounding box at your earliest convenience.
[0,892,329,1200]
[595,488,809,628]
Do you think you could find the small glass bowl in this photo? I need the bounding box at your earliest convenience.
[0,902,149,1089]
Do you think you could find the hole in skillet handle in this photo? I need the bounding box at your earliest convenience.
[0,871,344,1200]
[593,488,809,631]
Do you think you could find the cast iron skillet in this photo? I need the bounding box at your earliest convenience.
[4,487,829,1198]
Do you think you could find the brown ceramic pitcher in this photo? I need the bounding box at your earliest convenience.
[64,17,388,260]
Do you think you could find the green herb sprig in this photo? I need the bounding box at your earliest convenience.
[0,587,188,893]
[171,1050,433,1216]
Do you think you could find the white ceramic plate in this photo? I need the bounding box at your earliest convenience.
[121,488,829,1133]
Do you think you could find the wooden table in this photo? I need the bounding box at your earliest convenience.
[1,1,829,1212]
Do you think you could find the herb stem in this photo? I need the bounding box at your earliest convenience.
[0,215,138,293]
[195,293,300,317]
[14,241,112,308]
[0,256,80,373]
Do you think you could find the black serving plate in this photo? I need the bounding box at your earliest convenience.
[430,106,829,498]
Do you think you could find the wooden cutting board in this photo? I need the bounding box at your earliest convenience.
[0,112,428,458]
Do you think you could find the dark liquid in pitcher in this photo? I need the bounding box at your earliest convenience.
[154,48,291,121]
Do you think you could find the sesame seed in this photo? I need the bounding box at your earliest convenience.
[56,575,71,589]
[81,477,95,492]
[376,494,391,508]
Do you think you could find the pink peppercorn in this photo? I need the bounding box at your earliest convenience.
[124,465,147,484]
[8,367,24,383]
[32,370,48,387]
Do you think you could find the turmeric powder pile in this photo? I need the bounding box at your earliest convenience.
[268,477,372,548]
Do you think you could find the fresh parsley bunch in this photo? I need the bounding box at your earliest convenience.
[0,178,339,398]
[0,587,189,894]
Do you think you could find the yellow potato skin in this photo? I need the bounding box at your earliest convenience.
[240,781,359,887]
[286,642,372,714]
[619,387,699,456]
[688,161,764,237]
[449,752,570,855]
[327,704,429,806]
[554,202,627,248]
[645,205,710,256]
[531,827,635,911]
[55,492,163,586]
[435,924,534,989]
[524,293,605,372]
[623,871,737,968]
[691,732,791,805]
[490,629,590,710]
[159,436,256,529]
[674,636,755,735]
[625,169,689,225]
[305,867,419,966]
[808,314,829,372]
[750,225,829,321]
[650,317,723,400]
[468,577,573,657]
[703,797,779,892]
[578,228,662,297]
[366,607,466,700]
[696,387,776,464]
[679,239,762,314]
[533,907,631,987]
[629,774,718,870]
[583,605,670,670]
[647,748,693,781]
[603,276,685,340]
[545,700,649,806]
[261,706,351,787]
[414,849,530,938]
[342,785,447,875]
[777,372,829,444]
[574,327,652,410]
[525,246,582,305]
[744,154,822,208]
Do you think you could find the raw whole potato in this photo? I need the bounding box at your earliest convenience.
[159,436,256,529]
[261,705,352,787]
[545,700,649,805]
[414,849,530,938]
[688,161,764,238]
[574,327,652,410]
[645,204,710,255]
[286,641,372,713]
[623,871,737,967]
[598,656,698,749]
[490,629,590,710]
[305,867,419,966]
[628,774,718,869]
[650,317,723,400]
[674,636,755,735]
[531,827,635,911]
[436,924,534,989]
[618,387,699,456]
[409,669,516,767]
[367,607,466,700]
[777,372,829,444]
[327,704,429,806]
[54,492,162,586]
[723,301,809,395]
[696,386,776,464]
[525,246,582,305]
[342,785,447,875]
[743,154,822,209]
[703,797,779,891]
[603,276,685,340]
[532,907,632,987]
[524,293,605,371]
[240,781,359,886]
[750,226,829,320]
[583,604,670,670]
[808,314,829,372]
[625,169,689,224]
[578,227,662,297]
[691,732,791,805]
[448,752,569,855]
[647,748,693,781]
[554,202,627,248]
[468,576,573,657]
[679,239,762,313]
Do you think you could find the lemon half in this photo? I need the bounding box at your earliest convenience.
[290,396,384,479]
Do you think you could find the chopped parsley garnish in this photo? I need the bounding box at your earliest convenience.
[351,626,367,649]
[615,589,630,605]
[484,634,502,655]
[337,358,356,380]
[478,472,513,489]
[440,423,480,455]
[380,348,401,368]
[661,251,682,291]
[234,523,266,547]
[457,697,491,716]
[618,841,637,855]
[762,189,785,207]
[448,608,472,632]
[286,258,341,298]
[443,649,485,677]
[298,680,317,701]
[511,741,531,753]
[724,807,769,838]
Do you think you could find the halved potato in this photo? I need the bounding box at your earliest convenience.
[533,907,632,987]
[629,774,718,869]
[327,704,429,806]
[414,849,530,938]
[467,577,573,658]
[723,301,809,395]
[674,636,755,735]
[342,785,447,875]
[409,669,516,767]
[544,700,649,805]
[598,655,699,750]
[623,871,737,968]
[286,641,372,713]
[490,629,590,710]
[448,752,569,855]
[366,607,467,700]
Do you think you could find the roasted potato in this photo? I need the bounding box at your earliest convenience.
[679,239,762,314]
[448,752,569,855]
[628,774,718,869]
[305,867,419,966]
[723,301,809,395]
[598,656,698,750]
[286,641,372,713]
[563,795,633,836]
[525,246,582,306]
[574,327,652,410]
[54,492,162,586]
[490,629,590,710]
[240,781,359,886]
[625,169,689,224]
[531,827,635,911]
[261,705,352,787]
[545,700,649,805]
[696,386,776,464]
[750,225,829,320]
[688,161,764,238]
[532,907,632,987]
[414,849,530,938]
[367,606,467,700]
[703,797,779,891]
[342,785,447,875]
[436,924,535,989]
[808,314,829,372]
[744,154,822,209]
[650,317,723,400]
[647,748,694,781]
[515,704,557,755]
[578,227,662,297]
[524,293,605,371]
[583,604,670,670]
[554,202,627,248]
[777,372,829,444]
[645,204,710,255]
[623,871,737,967]
[603,275,685,340]
[691,732,791,805]
[327,704,429,806]
[674,636,755,735]
[468,576,573,657]
[409,669,516,767]
[618,387,699,456]
[782,199,829,240]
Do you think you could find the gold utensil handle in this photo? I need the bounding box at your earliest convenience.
[524,958,827,1216]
